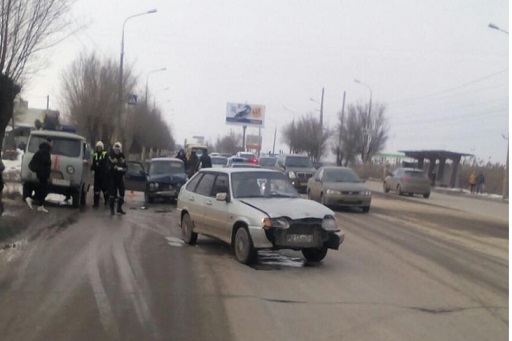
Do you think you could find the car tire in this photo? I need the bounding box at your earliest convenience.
[181,213,198,245]
[307,189,312,200]
[383,182,390,193]
[80,186,86,207]
[234,227,256,265]
[362,206,370,213]
[72,190,80,208]
[397,185,403,196]
[302,246,328,262]
[423,193,430,199]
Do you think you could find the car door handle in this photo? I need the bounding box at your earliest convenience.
[189,197,195,202]
[205,200,212,206]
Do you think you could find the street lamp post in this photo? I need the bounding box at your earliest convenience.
[354,79,373,163]
[488,23,509,35]
[145,68,166,105]
[119,9,157,110]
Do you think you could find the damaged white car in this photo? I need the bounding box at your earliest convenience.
[177,168,345,264]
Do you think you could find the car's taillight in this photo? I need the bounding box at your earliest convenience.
[401,175,410,182]
[248,157,258,164]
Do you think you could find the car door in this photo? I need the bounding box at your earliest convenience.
[389,169,401,191]
[192,172,216,235]
[313,168,325,201]
[125,161,147,192]
[181,173,204,230]
[206,173,231,242]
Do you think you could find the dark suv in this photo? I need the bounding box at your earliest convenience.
[275,154,316,192]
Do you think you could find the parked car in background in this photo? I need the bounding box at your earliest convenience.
[146,158,188,203]
[307,166,372,213]
[236,151,258,164]
[258,156,277,169]
[275,154,316,193]
[177,168,344,264]
[229,163,261,168]
[383,167,431,198]
[226,156,247,167]
[211,156,228,168]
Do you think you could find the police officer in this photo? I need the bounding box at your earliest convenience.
[108,142,127,215]
[91,141,109,208]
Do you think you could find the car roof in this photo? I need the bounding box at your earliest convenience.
[198,168,277,174]
[150,157,183,162]
[30,130,86,140]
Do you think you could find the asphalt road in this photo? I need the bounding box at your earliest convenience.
[0,190,508,341]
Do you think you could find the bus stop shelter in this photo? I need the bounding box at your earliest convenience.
[399,150,473,188]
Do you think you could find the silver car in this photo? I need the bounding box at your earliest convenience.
[307,166,372,213]
[177,168,345,264]
[383,167,431,198]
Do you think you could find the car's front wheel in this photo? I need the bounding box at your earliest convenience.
[234,227,256,265]
[181,214,198,245]
[144,191,154,204]
[362,206,370,213]
[423,193,430,199]
[383,182,390,193]
[302,246,328,262]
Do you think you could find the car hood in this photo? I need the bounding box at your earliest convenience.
[148,173,187,183]
[240,197,333,219]
[323,182,368,191]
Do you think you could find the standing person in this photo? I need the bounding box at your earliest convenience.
[0,159,5,216]
[468,171,477,194]
[476,172,485,194]
[175,149,188,170]
[199,149,212,170]
[108,142,127,215]
[26,139,52,213]
[91,141,109,208]
[188,151,199,177]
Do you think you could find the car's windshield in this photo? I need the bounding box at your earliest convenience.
[149,161,184,175]
[28,136,81,157]
[239,152,255,158]
[259,157,276,167]
[324,168,361,183]
[285,156,313,168]
[211,157,228,166]
[232,171,299,198]
[405,170,427,178]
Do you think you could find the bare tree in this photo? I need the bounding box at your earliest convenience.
[282,113,331,161]
[0,0,76,151]
[214,130,242,154]
[338,102,389,165]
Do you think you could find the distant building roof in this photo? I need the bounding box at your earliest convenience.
[399,150,473,160]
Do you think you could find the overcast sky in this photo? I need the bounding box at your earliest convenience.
[22,0,509,163]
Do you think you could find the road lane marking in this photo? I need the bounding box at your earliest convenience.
[165,236,184,247]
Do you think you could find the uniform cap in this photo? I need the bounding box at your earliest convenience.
[113,142,122,150]
[95,141,104,149]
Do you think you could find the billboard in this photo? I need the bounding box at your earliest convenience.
[226,102,265,127]
[246,134,262,150]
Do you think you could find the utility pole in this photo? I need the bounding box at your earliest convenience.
[337,91,346,166]
[318,87,324,161]
[242,125,247,151]
[502,134,509,200]
[46,95,49,110]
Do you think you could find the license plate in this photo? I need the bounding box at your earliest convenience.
[286,234,313,243]
[52,179,70,186]
[300,182,308,186]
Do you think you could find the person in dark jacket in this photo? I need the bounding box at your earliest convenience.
[199,150,212,170]
[187,151,199,177]
[108,142,127,215]
[91,141,109,208]
[26,139,52,213]
[0,159,4,216]
[175,149,188,170]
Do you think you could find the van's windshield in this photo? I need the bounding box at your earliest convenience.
[28,136,81,157]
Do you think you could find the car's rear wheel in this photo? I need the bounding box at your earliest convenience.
[181,214,198,245]
[302,246,328,262]
[423,193,430,199]
[362,206,370,213]
[234,227,256,265]
[397,185,403,196]
[72,189,80,208]
[144,191,154,204]
[383,182,390,193]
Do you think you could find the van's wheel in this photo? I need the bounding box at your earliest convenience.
[397,185,403,196]
[302,246,328,262]
[80,186,87,207]
[234,227,256,265]
[181,214,198,245]
[72,189,80,208]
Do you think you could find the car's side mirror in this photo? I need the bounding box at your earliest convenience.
[139,170,146,176]
[216,192,228,202]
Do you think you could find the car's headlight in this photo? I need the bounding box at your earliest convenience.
[149,183,159,190]
[361,190,371,196]
[326,189,341,195]
[321,216,338,230]
[288,171,296,179]
[262,217,290,229]
[66,165,75,174]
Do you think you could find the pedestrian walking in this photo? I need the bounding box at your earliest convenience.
[476,172,485,194]
[187,151,199,177]
[26,139,52,213]
[108,142,127,215]
[198,150,212,170]
[91,141,109,208]
[468,171,477,194]
[175,149,188,170]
